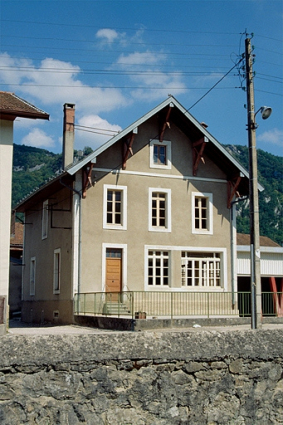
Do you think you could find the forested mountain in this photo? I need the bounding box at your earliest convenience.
[12,143,282,245]
[224,145,282,246]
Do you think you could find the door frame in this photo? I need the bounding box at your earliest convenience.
[102,243,127,293]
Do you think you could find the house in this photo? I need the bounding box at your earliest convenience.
[0,92,49,334]
[16,96,260,325]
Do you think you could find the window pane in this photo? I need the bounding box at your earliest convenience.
[182,253,221,287]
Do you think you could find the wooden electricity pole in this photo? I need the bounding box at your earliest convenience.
[245,36,262,329]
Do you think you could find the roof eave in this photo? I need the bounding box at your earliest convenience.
[66,96,263,191]
[0,110,49,120]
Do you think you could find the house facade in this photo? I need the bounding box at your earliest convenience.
[17,97,254,325]
[0,92,48,334]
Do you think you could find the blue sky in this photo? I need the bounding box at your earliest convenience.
[0,0,282,157]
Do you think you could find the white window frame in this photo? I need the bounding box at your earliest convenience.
[192,192,213,235]
[148,188,171,232]
[144,245,227,291]
[147,250,170,287]
[42,200,48,239]
[103,184,127,230]
[149,139,171,169]
[30,257,36,296]
[181,252,221,288]
[53,248,61,294]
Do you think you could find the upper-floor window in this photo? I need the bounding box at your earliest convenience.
[192,192,213,235]
[150,139,171,169]
[103,185,127,230]
[42,200,48,239]
[53,248,61,294]
[149,188,171,232]
[30,257,36,296]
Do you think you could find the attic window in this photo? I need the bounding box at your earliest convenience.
[149,139,171,170]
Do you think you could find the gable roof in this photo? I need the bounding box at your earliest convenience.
[0,92,49,120]
[16,96,263,212]
[66,96,263,195]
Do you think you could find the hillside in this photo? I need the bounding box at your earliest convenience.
[224,145,282,246]
[12,143,282,245]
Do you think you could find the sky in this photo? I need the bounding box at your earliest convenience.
[0,0,282,157]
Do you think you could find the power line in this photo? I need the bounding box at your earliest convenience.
[0,34,237,50]
[1,43,231,58]
[188,58,244,111]
[0,83,237,90]
[1,19,241,35]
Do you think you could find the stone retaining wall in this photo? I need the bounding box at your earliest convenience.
[0,329,283,424]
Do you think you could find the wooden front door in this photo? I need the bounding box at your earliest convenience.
[106,248,122,293]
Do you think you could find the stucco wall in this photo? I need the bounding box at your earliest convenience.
[0,328,282,424]
[80,119,231,294]
[0,120,13,329]
[22,187,73,323]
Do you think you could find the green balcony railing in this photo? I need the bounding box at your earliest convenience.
[74,291,283,319]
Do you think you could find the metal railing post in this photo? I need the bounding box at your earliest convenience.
[207,292,210,319]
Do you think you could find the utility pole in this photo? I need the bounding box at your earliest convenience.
[245,36,262,329]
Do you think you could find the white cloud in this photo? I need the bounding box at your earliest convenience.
[117,51,166,66]
[116,52,187,101]
[0,54,127,115]
[96,28,120,43]
[257,128,283,147]
[75,115,122,151]
[21,128,55,149]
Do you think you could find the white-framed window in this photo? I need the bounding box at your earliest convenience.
[192,192,213,235]
[53,248,61,294]
[149,139,171,169]
[42,200,48,239]
[149,188,171,232]
[148,250,170,287]
[30,257,36,296]
[181,252,221,287]
[103,185,127,230]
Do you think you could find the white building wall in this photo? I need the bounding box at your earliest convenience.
[237,247,283,277]
[0,119,13,328]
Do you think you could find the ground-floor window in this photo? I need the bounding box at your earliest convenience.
[181,252,221,287]
[53,248,61,294]
[30,257,36,296]
[148,250,169,286]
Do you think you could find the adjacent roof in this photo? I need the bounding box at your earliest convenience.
[10,222,24,248]
[237,233,280,248]
[67,96,263,195]
[0,92,49,120]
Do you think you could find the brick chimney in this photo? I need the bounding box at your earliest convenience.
[62,103,75,169]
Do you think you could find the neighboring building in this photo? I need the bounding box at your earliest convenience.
[16,97,259,325]
[9,219,24,317]
[237,233,283,316]
[0,92,49,334]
